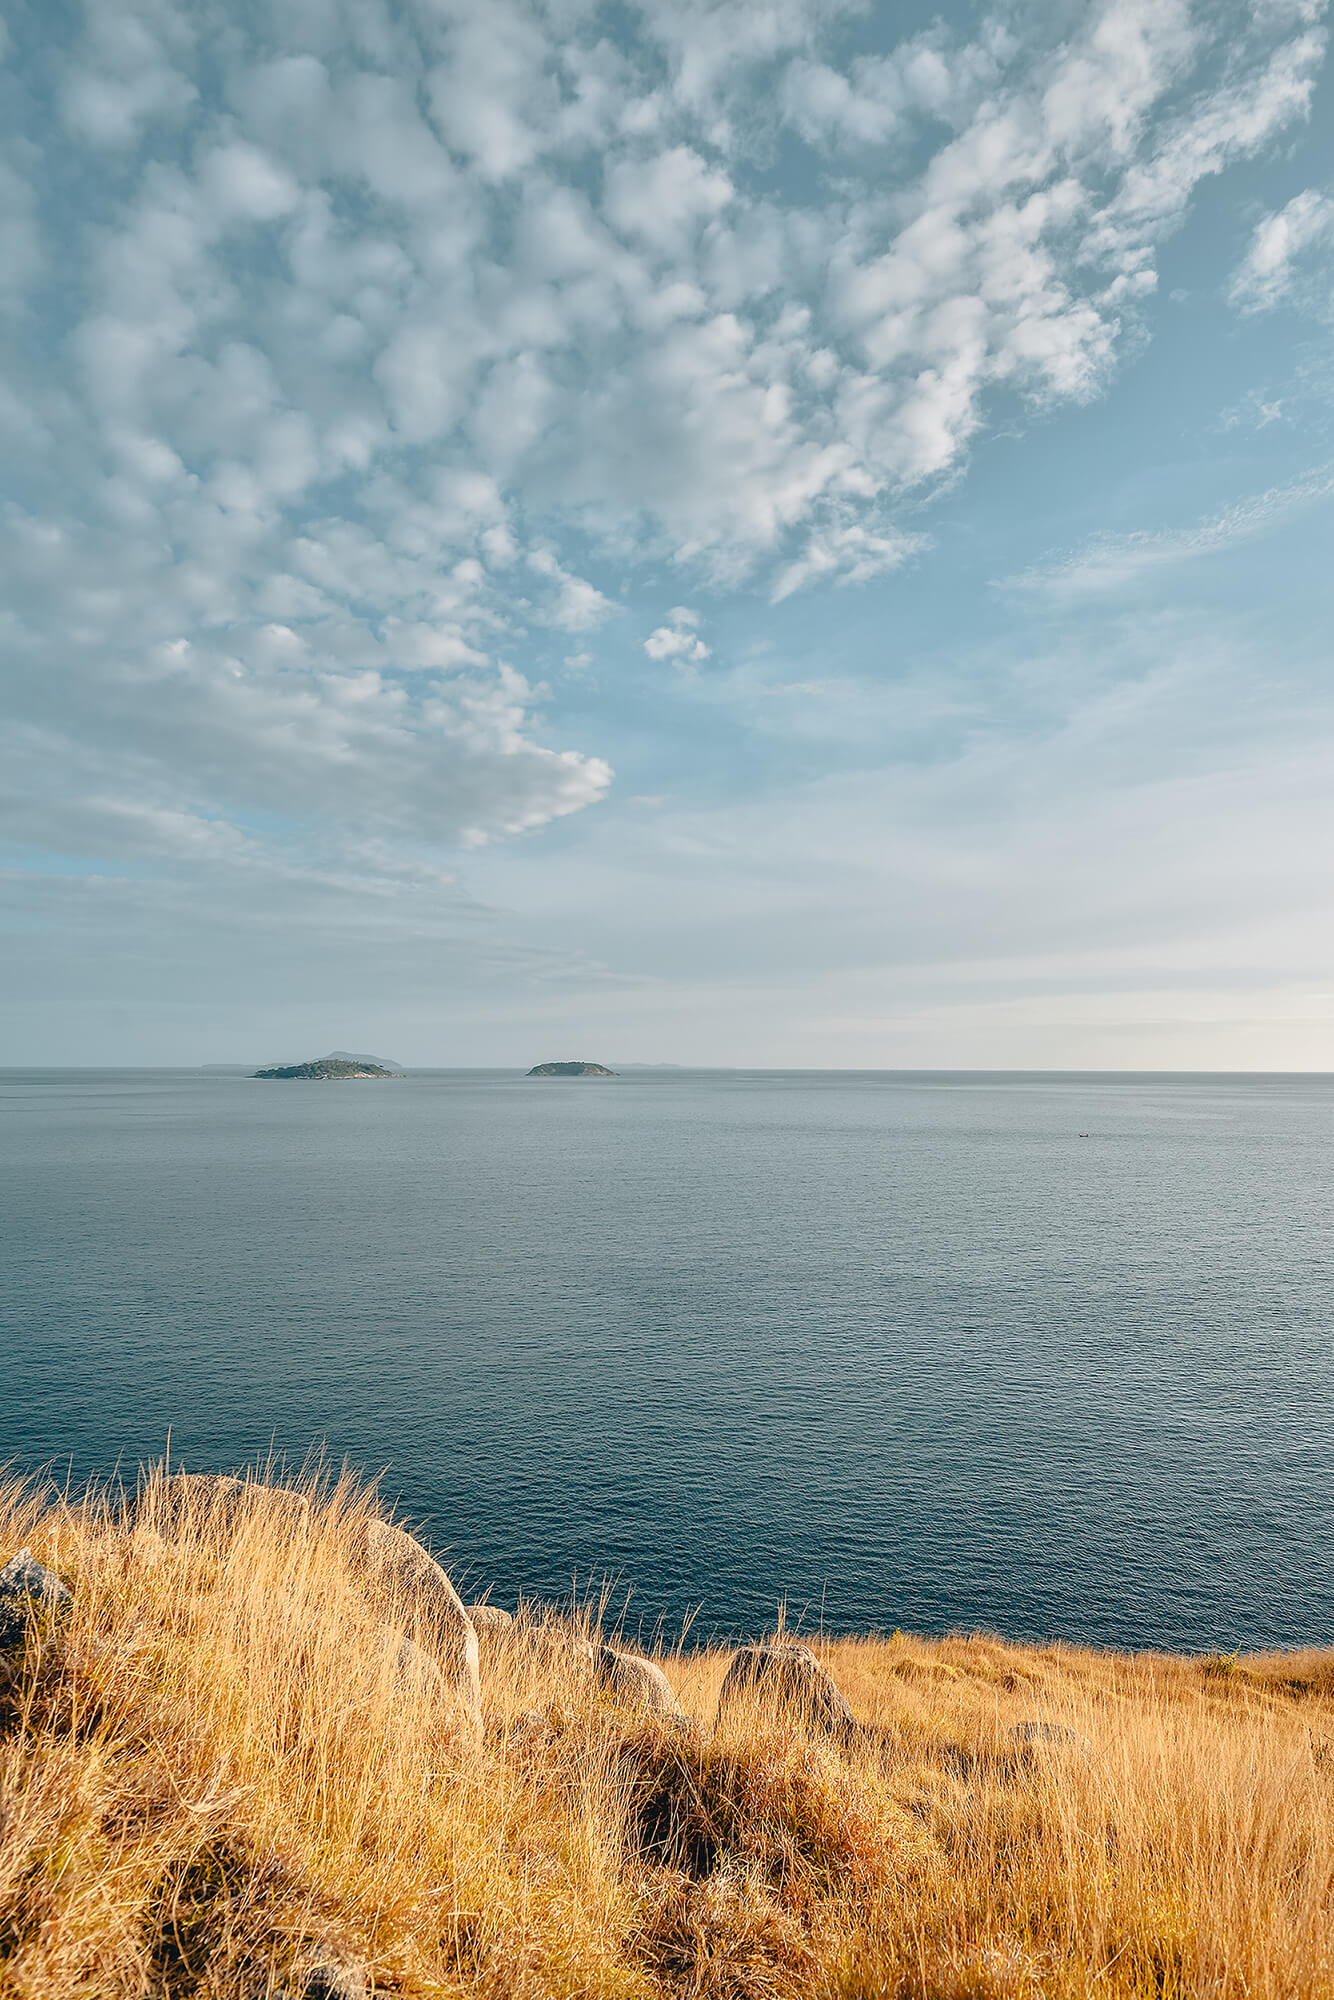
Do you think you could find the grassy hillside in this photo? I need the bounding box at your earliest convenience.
[1,1470,1331,1999]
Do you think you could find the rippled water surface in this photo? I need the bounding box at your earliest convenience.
[2,1067,1332,1652]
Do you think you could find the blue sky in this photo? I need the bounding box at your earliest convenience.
[3,0,1333,1066]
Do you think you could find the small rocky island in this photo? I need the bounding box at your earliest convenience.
[526,1060,616,1077]
[254,1058,399,1080]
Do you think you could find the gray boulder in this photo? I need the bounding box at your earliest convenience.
[596,1645,689,1724]
[282,1964,367,2000]
[358,1520,480,1737]
[305,1974,364,2000]
[1010,1721,1091,1754]
[0,1549,72,1649]
[716,1643,860,1746]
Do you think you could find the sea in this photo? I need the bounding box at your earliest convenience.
[2,1067,1331,1655]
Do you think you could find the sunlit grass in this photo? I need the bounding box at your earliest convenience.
[0,1468,1330,1997]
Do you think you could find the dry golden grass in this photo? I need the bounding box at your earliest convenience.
[1,1467,1331,2000]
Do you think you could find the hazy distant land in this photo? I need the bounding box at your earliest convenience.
[204,1050,404,1075]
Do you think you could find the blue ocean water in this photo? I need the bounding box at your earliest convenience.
[1,1067,1331,1654]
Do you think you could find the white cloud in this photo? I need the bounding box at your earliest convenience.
[527,548,618,631]
[645,609,712,664]
[635,0,868,130]
[1229,185,1334,313]
[426,0,557,181]
[603,148,734,258]
[199,143,301,224]
[782,31,1004,149]
[771,517,926,600]
[59,0,197,148]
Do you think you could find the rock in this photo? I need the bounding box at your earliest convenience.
[1010,1721,1091,1753]
[288,1964,367,2000]
[596,1645,689,1725]
[0,1549,72,1649]
[716,1643,860,1747]
[467,1603,514,1637]
[358,1520,480,1736]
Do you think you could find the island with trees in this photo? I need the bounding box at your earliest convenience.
[526,1060,616,1077]
[254,1058,399,1080]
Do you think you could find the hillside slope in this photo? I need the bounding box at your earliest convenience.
[0,1471,1330,1999]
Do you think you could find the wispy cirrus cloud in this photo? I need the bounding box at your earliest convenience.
[1000,465,1334,600]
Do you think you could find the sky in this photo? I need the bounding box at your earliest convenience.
[2,0,1333,1069]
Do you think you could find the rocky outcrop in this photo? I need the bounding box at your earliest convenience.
[716,1643,859,1747]
[357,1520,480,1739]
[0,1550,72,1649]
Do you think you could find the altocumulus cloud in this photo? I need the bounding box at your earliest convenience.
[0,0,1326,918]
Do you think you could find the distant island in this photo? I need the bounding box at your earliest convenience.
[526,1060,616,1077]
[254,1058,399,1080]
